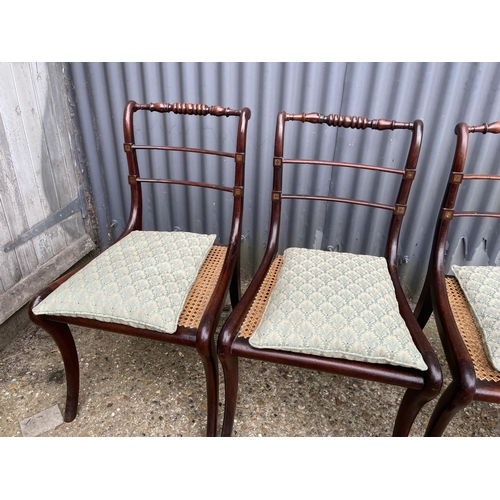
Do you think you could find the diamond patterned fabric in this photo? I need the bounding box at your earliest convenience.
[32,231,216,334]
[249,248,427,371]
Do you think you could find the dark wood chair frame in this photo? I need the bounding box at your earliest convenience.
[28,101,251,437]
[217,110,442,437]
[415,120,500,436]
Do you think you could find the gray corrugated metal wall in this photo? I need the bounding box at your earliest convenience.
[67,62,500,301]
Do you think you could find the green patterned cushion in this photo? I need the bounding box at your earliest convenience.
[32,231,216,334]
[452,265,500,370]
[249,248,427,371]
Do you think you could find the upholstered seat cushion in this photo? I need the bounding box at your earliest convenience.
[32,231,216,334]
[452,265,500,371]
[249,248,427,371]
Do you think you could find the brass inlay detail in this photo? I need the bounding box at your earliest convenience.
[272,192,281,201]
[404,170,416,180]
[442,209,454,220]
[128,175,138,185]
[394,205,406,215]
[124,143,133,152]
[451,173,464,184]
[274,157,283,167]
[233,187,243,197]
[235,153,244,163]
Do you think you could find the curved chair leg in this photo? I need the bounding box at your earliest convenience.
[424,383,472,437]
[392,387,436,437]
[34,318,80,422]
[198,344,219,437]
[220,355,239,437]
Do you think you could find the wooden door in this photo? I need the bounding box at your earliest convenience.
[0,62,94,325]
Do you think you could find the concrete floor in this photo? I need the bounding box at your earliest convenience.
[2,302,500,438]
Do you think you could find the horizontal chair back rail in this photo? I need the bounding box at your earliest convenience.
[271,111,423,268]
[122,101,250,239]
[123,101,248,200]
[283,157,408,175]
[130,144,237,159]
[285,112,415,130]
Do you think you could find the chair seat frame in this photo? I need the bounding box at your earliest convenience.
[218,110,442,437]
[415,121,500,436]
[29,101,251,437]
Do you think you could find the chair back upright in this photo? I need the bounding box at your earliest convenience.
[432,121,500,281]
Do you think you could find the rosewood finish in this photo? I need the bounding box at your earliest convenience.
[414,121,500,436]
[217,110,442,437]
[28,101,251,436]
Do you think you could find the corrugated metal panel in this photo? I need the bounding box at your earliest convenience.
[67,62,500,301]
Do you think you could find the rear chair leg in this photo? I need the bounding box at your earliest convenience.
[198,341,220,437]
[220,355,239,437]
[392,387,436,437]
[425,383,473,437]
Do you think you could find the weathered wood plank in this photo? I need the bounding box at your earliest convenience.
[0,86,39,279]
[9,62,66,262]
[0,63,54,267]
[0,234,95,324]
[0,62,93,323]
[0,196,22,292]
[30,62,83,247]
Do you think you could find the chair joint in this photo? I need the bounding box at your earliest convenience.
[235,153,245,163]
[403,169,417,180]
[123,143,133,152]
[272,191,281,202]
[450,172,464,184]
[273,157,283,167]
[233,187,243,197]
[441,209,454,220]
[394,204,407,216]
[128,175,138,185]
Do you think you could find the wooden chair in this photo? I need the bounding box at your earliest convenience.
[415,120,500,436]
[217,110,442,437]
[28,101,251,436]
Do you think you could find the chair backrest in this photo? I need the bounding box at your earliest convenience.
[120,101,251,243]
[265,111,423,275]
[432,121,500,276]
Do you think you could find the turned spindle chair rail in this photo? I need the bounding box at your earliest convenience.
[467,121,500,134]
[275,112,420,215]
[125,102,247,195]
[282,113,417,176]
[285,112,415,130]
[134,101,244,117]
